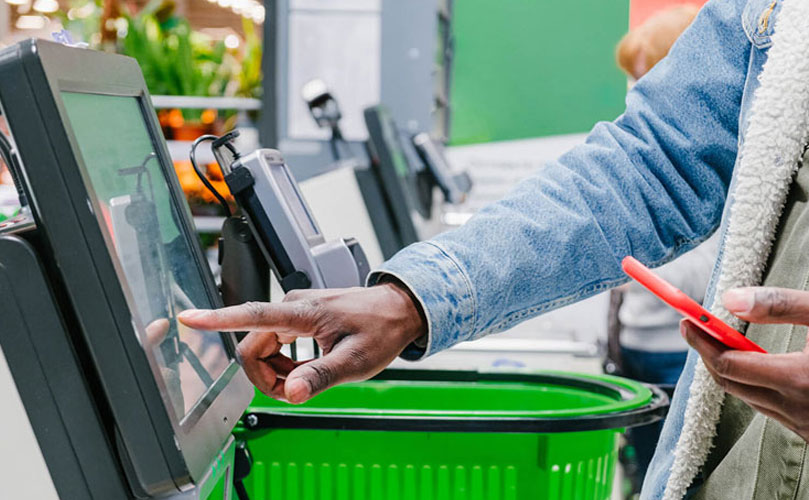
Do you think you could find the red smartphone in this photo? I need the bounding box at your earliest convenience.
[621,256,766,353]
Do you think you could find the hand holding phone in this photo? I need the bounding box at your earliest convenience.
[621,256,766,353]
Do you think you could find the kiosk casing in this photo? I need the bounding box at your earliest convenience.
[0,39,253,498]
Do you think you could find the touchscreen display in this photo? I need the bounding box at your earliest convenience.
[268,161,320,239]
[61,92,230,420]
[379,112,411,179]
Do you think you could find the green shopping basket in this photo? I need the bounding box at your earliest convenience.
[236,369,668,500]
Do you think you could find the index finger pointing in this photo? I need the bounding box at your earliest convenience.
[178,301,315,335]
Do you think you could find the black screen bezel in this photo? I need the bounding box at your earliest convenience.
[363,106,422,247]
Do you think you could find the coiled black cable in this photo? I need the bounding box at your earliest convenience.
[190,134,232,217]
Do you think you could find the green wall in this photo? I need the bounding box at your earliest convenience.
[450,1,630,145]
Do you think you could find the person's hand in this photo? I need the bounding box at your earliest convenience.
[681,286,809,442]
[178,283,427,404]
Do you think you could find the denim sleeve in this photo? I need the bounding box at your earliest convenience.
[371,0,751,359]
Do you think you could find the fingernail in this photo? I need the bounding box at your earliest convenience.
[286,379,310,404]
[680,322,687,338]
[723,289,754,314]
[178,309,207,322]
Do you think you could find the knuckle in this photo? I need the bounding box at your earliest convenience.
[209,307,225,322]
[762,288,791,317]
[291,299,316,322]
[344,347,371,372]
[284,289,305,302]
[295,298,330,329]
[713,355,733,377]
[243,301,269,324]
[305,363,335,392]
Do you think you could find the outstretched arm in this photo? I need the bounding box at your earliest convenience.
[377,0,750,358]
[180,0,751,402]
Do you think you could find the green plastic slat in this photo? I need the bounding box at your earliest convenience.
[336,464,349,500]
[438,465,451,500]
[354,465,366,500]
[487,466,501,500]
[403,465,417,500]
[575,461,585,500]
[320,463,332,500]
[370,464,383,500]
[286,463,299,500]
[470,465,483,500]
[269,462,282,500]
[585,458,596,500]
[421,465,435,500]
[251,462,266,500]
[303,463,315,500]
[504,466,517,500]
[387,465,400,500]
[548,464,561,499]
[454,465,467,500]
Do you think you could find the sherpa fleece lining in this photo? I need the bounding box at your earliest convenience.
[663,1,809,498]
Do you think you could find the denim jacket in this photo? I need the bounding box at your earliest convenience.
[370,0,779,497]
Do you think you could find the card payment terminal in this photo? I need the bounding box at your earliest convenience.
[211,133,370,292]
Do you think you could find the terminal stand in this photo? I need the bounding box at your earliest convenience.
[219,216,271,309]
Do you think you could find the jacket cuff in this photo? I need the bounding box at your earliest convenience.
[366,241,476,360]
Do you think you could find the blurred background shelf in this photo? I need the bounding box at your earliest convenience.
[150,95,261,110]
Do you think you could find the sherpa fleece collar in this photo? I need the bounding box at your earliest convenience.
[663,1,809,498]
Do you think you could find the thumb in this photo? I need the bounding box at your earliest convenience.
[723,287,809,325]
[283,341,370,404]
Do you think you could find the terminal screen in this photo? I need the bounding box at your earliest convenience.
[268,161,319,239]
[379,112,411,180]
[61,92,230,420]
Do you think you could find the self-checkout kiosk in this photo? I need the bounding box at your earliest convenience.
[361,105,472,259]
[0,39,368,499]
[0,38,255,500]
[294,76,471,262]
